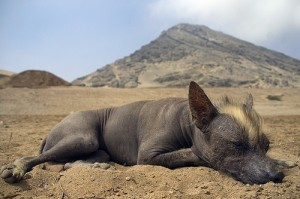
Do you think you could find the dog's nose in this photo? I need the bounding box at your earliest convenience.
[269,171,284,183]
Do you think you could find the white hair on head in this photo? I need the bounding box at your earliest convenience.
[217,96,263,146]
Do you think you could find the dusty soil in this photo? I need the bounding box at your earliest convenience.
[0,86,299,198]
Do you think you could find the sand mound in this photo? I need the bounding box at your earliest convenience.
[5,70,71,88]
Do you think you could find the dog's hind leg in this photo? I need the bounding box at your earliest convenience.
[1,135,100,183]
[0,153,69,183]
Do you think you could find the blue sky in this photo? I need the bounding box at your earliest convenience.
[1,0,299,81]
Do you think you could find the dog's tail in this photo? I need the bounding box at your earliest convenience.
[39,137,47,154]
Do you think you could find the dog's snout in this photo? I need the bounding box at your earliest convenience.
[269,170,284,183]
[223,154,286,184]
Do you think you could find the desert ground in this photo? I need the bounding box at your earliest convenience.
[0,86,299,198]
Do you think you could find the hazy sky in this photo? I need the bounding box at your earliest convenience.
[1,0,299,81]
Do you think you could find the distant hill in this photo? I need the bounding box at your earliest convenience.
[1,70,71,88]
[0,70,15,87]
[0,69,15,78]
[74,23,300,88]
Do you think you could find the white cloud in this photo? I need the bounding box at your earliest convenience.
[149,0,300,45]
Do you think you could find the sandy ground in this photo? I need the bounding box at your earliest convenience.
[0,86,299,198]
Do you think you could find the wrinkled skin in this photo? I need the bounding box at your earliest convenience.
[1,81,292,184]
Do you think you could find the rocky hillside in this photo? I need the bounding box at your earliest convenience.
[73,24,300,88]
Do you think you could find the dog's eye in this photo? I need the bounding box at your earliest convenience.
[233,142,247,150]
[261,133,270,152]
[264,142,270,152]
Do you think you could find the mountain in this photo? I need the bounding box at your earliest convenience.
[73,24,300,88]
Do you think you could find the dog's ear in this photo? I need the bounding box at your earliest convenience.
[188,81,218,130]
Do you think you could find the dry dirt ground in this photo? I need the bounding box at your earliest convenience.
[0,86,299,198]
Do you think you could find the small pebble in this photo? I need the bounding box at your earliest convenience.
[204,190,211,195]
[126,176,131,181]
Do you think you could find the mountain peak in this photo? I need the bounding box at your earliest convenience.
[73,24,300,88]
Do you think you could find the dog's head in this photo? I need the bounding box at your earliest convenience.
[188,81,284,184]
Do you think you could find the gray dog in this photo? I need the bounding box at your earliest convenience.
[1,81,290,184]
